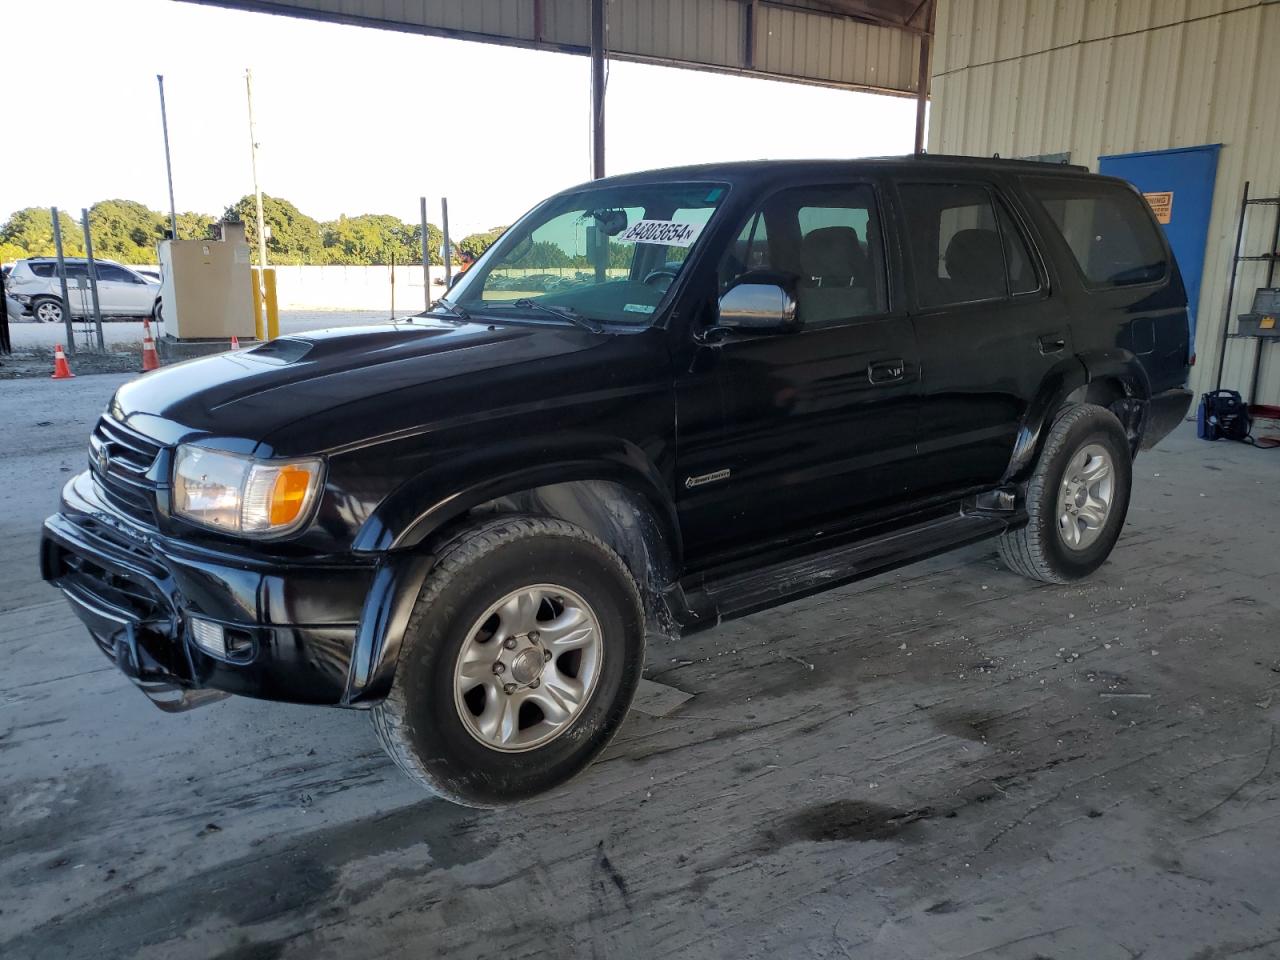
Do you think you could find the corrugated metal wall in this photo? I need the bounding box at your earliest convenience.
[754,3,920,90]
[194,0,921,93]
[929,0,1280,405]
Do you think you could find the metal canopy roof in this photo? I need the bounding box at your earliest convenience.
[183,0,932,96]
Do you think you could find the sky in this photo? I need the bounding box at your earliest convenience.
[2,0,919,237]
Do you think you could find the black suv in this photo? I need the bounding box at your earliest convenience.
[41,157,1191,806]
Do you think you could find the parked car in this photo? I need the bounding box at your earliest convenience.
[6,257,161,323]
[41,156,1191,806]
[3,264,21,324]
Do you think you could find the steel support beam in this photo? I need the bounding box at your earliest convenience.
[590,0,606,179]
[912,0,933,154]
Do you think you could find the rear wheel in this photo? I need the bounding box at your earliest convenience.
[371,515,645,807]
[32,296,63,324]
[997,403,1132,584]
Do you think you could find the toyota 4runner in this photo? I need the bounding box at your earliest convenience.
[41,157,1192,806]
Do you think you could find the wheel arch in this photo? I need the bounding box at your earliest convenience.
[344,462,681,707]
[1065,351,1152,456]
[1004,352,1152,483]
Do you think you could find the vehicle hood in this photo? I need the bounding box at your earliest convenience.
[112,319,612,454]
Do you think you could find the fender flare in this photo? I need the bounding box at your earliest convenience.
[1003,351,1154,483]
[1001,357,1088,483]
[343,452,680,706]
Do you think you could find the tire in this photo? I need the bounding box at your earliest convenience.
[997,403,1132,584]
[32,296,63,324]
[152,298,163,323]
[371,515,646,807]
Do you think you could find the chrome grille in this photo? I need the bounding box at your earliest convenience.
[89,416,163,527]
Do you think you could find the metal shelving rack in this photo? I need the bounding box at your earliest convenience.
[1215,180,1280,402]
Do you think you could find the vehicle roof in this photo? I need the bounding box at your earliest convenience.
[574,154,1096,191]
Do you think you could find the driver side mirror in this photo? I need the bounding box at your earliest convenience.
[716,274,801,334]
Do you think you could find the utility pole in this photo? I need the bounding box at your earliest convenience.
[80,209,105,351]
[441,197,452,288]
[245,69,269,272]
[420,196,431,310]
[51,208,76,353]
[156,75,179,239]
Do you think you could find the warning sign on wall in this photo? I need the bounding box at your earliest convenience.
[1143,191,1174,224]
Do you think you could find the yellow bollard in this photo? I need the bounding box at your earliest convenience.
[249,267,265,341]
[263,266,279,341]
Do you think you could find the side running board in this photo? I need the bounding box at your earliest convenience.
[675,511,1009,630]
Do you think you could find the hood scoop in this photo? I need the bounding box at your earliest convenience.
[247,337,314,364]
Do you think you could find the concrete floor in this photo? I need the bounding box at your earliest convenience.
[1,374,1278,960]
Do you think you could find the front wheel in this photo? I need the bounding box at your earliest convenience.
[152,298,163,323]
[997,403,1133,584]
[371,516,645,807]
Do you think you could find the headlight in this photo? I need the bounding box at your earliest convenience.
[172,445,323,536]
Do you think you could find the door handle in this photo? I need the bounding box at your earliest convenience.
[1038,333,1067,355]
[867,359,906,384]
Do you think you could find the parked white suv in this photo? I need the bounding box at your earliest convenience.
[7,258,162,324]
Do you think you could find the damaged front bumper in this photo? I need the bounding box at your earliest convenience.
[41,471,379,711]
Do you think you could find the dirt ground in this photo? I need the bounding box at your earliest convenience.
[1,373,1278,960]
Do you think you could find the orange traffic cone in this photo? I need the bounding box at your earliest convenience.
[51,344,75,380]
[230,335,240,350]
[141,319,160,372]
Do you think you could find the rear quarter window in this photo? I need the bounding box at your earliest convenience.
[29,262,56,278]
[1024,178,1168,287]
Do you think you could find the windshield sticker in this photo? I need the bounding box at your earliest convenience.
[616,220,704,247]
[623,303,656,314]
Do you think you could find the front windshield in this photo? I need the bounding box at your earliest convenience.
[444,181,729,328]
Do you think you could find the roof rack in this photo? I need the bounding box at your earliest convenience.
[901,152,1090,172]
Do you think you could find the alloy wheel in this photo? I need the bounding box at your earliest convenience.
[452,583,603,752]
[1057,443,1114,551]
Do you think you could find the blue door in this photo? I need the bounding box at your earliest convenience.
[1098,145,1220,348]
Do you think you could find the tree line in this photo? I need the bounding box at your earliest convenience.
[0,198,507,267]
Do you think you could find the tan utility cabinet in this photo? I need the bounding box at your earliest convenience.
[157,222,255,339]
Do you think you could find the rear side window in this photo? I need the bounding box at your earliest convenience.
[29,262,56,278]
[1025,178,1167,287]
[899,183,1039,307]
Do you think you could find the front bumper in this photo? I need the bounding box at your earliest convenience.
[41,471,378,709]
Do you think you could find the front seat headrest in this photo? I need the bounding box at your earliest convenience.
[801,227,867,284]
